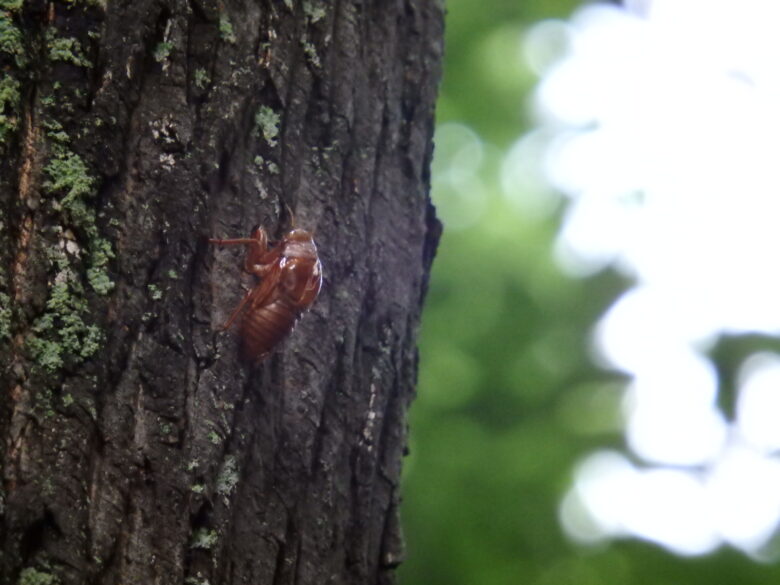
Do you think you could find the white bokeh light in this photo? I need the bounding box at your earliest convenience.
[526,0,780,557]
[737,354,780,453]
[706,443,780,554]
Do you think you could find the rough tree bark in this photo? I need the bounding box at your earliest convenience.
[0,0,442,583]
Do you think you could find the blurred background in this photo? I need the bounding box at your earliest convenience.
[400,0,780,583]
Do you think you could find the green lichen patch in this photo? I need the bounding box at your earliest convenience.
[303,0,326,23]
[42,118,68,141]
[44,145,114,294]
[147,283,162,300]
[47,33,92,68]
[153,41,172,62]
[190,528,218,550]
[301,39,320,67]
[29,138,116,372]
[194,68,210,89]
[218,14,236,44]
[0,10,24,66]
[216,455,239,497]
[0,0,23,12]
[87,264,113,295]
[27,274,103,372]
[18,567,59,585]
[253,106,280,147]
[0,74,20,144]
[0,291,11,340]
[44,149,94,211]
[88,233,113,264]
[87,237,114,295]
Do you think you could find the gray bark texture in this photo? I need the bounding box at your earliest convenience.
[0,0,443,583]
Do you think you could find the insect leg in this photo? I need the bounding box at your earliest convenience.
[220,261,283,331]
[209,235,271,274]
[220,287,255,330]
[248,262,283,308]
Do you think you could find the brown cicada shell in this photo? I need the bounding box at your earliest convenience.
[209,224,323,362]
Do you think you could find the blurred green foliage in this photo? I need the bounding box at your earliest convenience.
[400,1,780,584]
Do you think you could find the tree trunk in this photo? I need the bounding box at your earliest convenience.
[0,0,442,583]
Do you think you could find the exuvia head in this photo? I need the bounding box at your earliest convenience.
[283,228,318,259]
